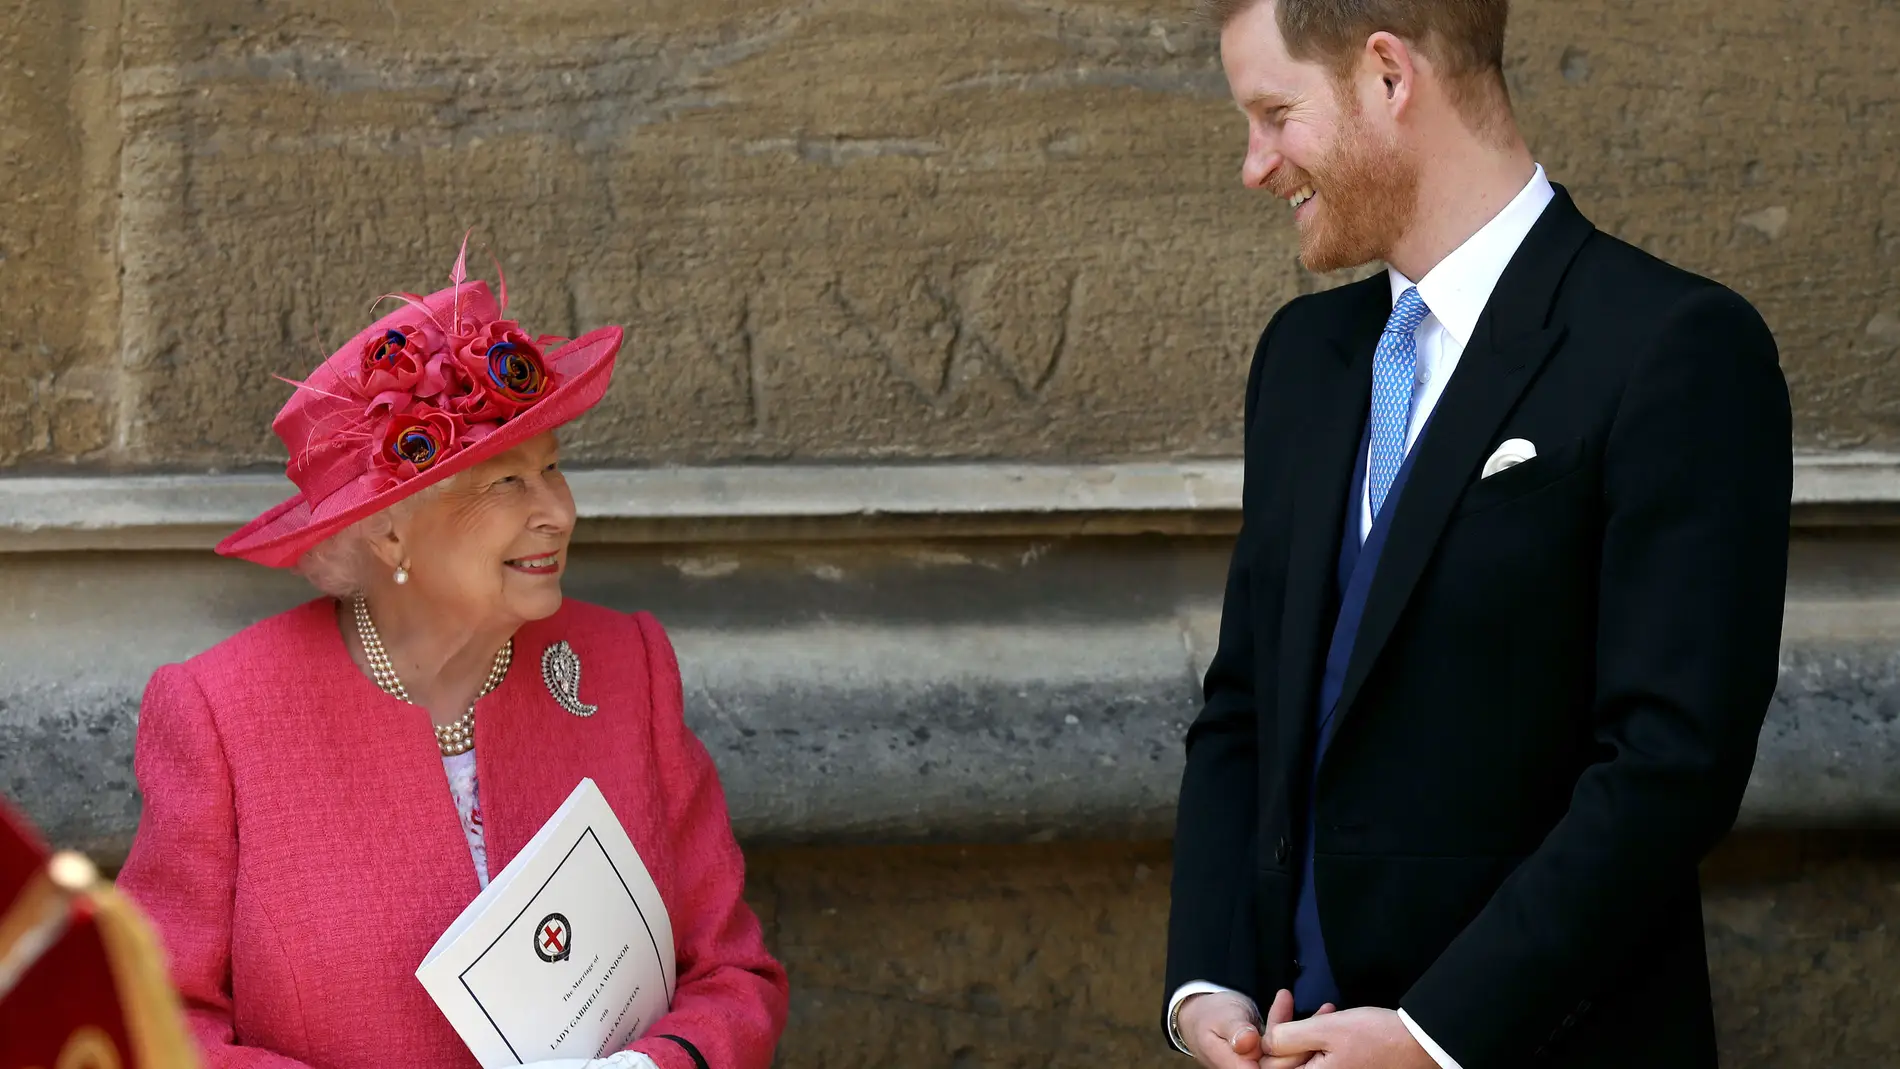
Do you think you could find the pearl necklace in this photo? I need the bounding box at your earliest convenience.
[351,596,511,757]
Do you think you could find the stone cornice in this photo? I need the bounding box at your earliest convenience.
[0,452,1890,552]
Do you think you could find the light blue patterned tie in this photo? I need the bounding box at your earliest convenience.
[1368,287,1431,519]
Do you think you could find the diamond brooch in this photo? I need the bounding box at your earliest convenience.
[541,640,598,718]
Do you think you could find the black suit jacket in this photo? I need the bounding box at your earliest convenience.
[1164,188,1791,1068]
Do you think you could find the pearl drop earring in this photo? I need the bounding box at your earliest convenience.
[394,565,410,585]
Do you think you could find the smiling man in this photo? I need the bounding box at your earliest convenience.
[1163,2,1792,1068]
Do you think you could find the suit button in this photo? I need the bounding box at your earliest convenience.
[1274,836,1290,864]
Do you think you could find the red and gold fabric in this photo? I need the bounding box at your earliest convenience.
[0,798,198,1069]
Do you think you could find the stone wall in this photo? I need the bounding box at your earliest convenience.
[2,0,1897,471]
[748,835,1900,1068]
[69,833,1897,1065]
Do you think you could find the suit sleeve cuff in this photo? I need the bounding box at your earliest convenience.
[1398,1009,1465,1069]
[1167,982,1257,1056]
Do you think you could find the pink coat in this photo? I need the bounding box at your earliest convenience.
[117,599,787,1069]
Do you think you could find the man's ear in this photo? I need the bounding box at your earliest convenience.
[1363,31,1418,114]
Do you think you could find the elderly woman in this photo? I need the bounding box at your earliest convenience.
[117,248,788,1069]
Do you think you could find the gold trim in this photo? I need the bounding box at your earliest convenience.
[0,868,68,1000]
[54,1025,124,1069]
[1,851,200,1069]
[89,882,201,1069]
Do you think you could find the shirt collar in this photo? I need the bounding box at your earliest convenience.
[1387,164,1556,350]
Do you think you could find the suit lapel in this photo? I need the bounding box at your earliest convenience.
[1322,188,1596,759]
[1273,279,1384,773]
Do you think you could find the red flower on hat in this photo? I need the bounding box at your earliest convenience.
[484,337,551,402]
[365,322,457,390]
[378,405,463,481]
[449,320,556,420]
[355,326,422,404]
[415,349,469,407]
[356,322,464,415]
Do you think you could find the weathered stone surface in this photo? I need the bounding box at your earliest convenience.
[1,453,1896,554]
[1,679,142,862]
[7,535,1900,862]
[1747,643,1900,827]
[108,0,1262,468]
[3,0,1897,468]
[1704,832,1900,1065]
[744,835,1900,1067]
[0,0,120,467]
[1505,0,1900,451]
[748,841,1174,1067]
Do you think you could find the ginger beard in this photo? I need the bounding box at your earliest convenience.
[1277,87,1422,273]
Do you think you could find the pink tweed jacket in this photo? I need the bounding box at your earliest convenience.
[117,599,787,1069]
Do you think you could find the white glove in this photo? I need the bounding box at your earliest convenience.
[527,1052,659,1069]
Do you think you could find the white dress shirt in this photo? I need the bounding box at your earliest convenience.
[1361,163,1556,542]
[1168,164,1555,1068]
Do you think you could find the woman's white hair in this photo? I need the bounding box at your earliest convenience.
[294,483,444,597]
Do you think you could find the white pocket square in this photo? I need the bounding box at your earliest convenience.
[1481,438,1537,479]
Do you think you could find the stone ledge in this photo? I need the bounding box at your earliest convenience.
[0,464,1245,550]
[0,452,1893,551]
[4,625,1895,864]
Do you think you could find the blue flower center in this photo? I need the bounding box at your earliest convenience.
[395,427,439,466]
[368,329,409,368]
[485,341,545,398]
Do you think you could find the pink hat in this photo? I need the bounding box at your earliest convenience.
[218,243,622,568]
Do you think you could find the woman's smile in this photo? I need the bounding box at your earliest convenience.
[505,551,562,575]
